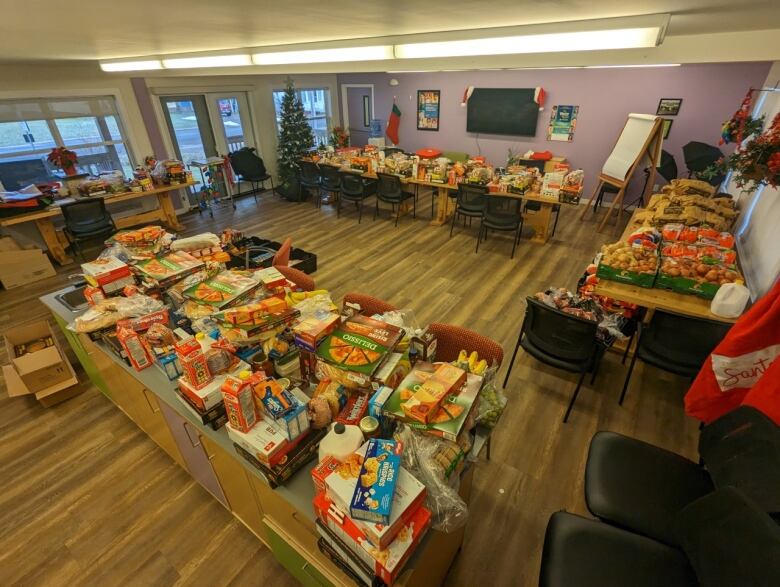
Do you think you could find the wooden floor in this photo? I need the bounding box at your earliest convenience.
[0,190,700,587]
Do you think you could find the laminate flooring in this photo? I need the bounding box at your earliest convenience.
[0,190,700,586]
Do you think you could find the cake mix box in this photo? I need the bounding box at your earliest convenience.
[316,315,404,380]
[313,491,431,585]
[183,271,260,310]
[401,362,466,424]
[325,441,426,548]
[133,251,204,286]
[386,364,483,441]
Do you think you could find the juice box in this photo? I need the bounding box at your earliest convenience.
[401,363,466,424]
[350,439,403,526]
[221,374,258,433]
[175,336,212,389]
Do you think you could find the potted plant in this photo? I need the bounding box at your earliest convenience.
[47,147,79,176]
[703,112,780,193]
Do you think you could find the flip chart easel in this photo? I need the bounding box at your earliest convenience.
[581,114,664,232]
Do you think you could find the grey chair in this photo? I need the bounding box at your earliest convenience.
[375,172,416,226]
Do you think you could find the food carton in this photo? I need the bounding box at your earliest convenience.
[251,376,295,419]
[133,251,204,286]
[221,374,258,433]
[313,492,431,585]
[336,392,370,427]
[401,363,466,424]
[254,266,287,288]
[312,455,340,495]
[116,326,153,371]
[174,337,212,389]
[350,439,402,526]
[177,359,248,411]
[270,386,310,442]
[183,270,260,309]
[293,313,341,352]
[81,256,134,294]
[227,418,291,467]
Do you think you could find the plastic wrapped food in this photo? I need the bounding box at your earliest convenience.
[68,294,164,333]
[475,366,507,429]
[170,232,221,252]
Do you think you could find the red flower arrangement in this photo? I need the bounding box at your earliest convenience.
[329,126,350,148]
[47,147,79,176]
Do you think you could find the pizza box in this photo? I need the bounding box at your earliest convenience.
[182,270,260,309]
[316,315,404,378]
[133,251,204,286]
[384,364,483,441]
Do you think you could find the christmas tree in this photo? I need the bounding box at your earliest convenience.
[276,78,314,184]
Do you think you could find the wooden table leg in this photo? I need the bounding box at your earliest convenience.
[524,202,553,244]
[157,192,185,231]
[35,217,72,265]
[429,187,454,226]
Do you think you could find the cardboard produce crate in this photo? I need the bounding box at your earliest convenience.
[2,320,80,406]
[0,236,56,289]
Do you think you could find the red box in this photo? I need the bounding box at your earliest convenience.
[313,492,431,586]
[335,392,369,426]
[175,337,212,389]
[311,455,339,495]
[221,375,258,433]
[116,326,153,371]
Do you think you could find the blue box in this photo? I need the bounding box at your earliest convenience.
[350,439,402,525]
[269,387,310,442]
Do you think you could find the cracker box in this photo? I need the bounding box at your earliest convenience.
[313,492,431,585]
[349,439,403,526]
[293,313,341,352]
[401,363,466,424]
[221,374,258,433]
[335,392,369,426]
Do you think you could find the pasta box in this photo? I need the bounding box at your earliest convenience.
[313,491,431,585]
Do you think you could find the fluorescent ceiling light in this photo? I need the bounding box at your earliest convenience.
[584,63,681,68]
[100,60,162,72]
[395,27,663,59]
[162,54,252,69]
[253,45,393,65]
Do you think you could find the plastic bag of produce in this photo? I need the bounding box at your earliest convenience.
[394,424,469,533]
[475,366,507,429]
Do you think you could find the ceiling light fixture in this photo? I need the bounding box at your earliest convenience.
[99,60,163,72]
[584,63,681,68]
[253,45,394,65]
[161,54,252,69]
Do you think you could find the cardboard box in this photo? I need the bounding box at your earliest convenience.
[4,321,74,393]
[227,418,292,467]
[313,491,431,586]
[0,248,56,289]
[177,360,247,411]
[401,363,467,424]
[349,439,402,526]
[325,441,426,549]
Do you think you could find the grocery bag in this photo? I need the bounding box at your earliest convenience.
[685,278,780,423]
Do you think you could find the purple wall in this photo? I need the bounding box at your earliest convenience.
[338,63,771,197]
[346,86,371,146]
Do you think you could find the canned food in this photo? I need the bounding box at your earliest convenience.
[359,416,380,438]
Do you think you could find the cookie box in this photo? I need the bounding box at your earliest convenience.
[401,363,466,424]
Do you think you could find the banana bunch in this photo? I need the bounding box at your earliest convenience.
[454,350,488,375]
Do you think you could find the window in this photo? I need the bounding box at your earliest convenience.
[0,96,135,190]
[272,88,331,147]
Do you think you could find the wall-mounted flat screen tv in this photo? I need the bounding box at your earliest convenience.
[466,88,539,136]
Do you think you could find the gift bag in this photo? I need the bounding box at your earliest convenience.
[741,355,780,425]
[685,278,780,424]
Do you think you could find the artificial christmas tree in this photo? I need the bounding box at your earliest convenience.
[276,78,314,200]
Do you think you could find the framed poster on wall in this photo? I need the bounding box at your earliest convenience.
[417,90,440,131]
[547,105,579,142]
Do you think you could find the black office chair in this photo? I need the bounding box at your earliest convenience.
[477,197,524,258]
[619,310,732,406]
[61,199,117,259]
[374,172,416,226]
[504,297,603,422]
[228,148,274,202]
[298,160,321,204]
[450,183,486,238]
[338,172,376,223]
[319,165,341,208]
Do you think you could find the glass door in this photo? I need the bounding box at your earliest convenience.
[206,93,255,154]
[160,95,217,205]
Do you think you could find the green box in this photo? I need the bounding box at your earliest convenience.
[596,262,657,288]
[655,273,721,299]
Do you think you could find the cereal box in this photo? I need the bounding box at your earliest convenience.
[401,363,466,424]
[313,491,431,585]
[349,439,403,526]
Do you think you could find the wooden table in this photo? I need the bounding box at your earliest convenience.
[0,182,197,265]
[592,209,737,324]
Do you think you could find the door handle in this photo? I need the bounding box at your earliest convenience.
[300,563,326,586]
[182,421,201,447]
[141,388,161,414]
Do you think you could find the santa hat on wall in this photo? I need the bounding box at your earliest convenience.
[460,86,546,111]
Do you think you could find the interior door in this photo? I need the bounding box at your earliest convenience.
[160,95,217,205]
[346,87,372,147]
[206,93,256,154]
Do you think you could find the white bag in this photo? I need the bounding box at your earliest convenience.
[711,283,750,318]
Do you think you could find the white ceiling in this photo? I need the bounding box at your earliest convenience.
[2,0,780,62]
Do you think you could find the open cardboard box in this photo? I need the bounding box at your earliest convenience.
[0,236,56,289]
[2,320,80,406]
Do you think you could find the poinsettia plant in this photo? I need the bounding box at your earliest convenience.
[329,126,350,148]
[703,112,780,192]
[47,146,79,176]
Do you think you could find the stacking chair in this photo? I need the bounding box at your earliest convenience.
[503,297,602,422]
[61,199,116,259]
[477,196,524,258]
[619,310,732,406]
[427,322,504,366]
[275,265,315,291]
[338,172,376,222]
[298,160,321,203]
[450,183,486,239]
[375,172,416,226]
[343,292,397,316]
[319,165,341,208]
[228,148,274,200]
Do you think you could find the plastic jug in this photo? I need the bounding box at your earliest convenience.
[711,282,750,318]
[318,422,364,463]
